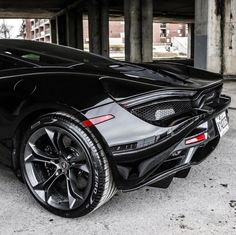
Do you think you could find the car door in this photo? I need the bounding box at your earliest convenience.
[0,55,33,138]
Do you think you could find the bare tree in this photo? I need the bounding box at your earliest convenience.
[18,20,25,39]
[0,20,13,39]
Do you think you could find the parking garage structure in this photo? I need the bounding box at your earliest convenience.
[0,0,236,76]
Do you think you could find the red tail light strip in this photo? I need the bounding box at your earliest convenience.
[185,133,207,145]
[82,114,114,127]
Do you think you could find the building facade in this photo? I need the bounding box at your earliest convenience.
[23,19,51,42]
[23,19,187,46]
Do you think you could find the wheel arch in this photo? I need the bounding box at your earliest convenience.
[11,106,118,185]
[12,108,59,179]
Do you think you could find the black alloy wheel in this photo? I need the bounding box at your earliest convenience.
[20,113,116,218]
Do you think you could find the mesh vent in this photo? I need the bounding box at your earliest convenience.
[131,101,192,123]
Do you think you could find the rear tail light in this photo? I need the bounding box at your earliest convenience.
[185,133,207,145]
[82,114,114,127]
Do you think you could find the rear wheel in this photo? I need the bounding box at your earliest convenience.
[20,113,116,218]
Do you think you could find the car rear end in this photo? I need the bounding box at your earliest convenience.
[82,64,231,191]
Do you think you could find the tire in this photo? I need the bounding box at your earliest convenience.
[19,112,116,218]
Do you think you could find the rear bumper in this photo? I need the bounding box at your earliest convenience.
[112,95,231,191]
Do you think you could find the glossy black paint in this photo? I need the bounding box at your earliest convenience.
[0,39,231,191]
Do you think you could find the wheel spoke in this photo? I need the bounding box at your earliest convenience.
[45,128,69,156]
[57,132,68,156]
[25,154,50,164]
[69,170,84,200]
[34,170,62,201]
[45,128,59,153]
[77,164,90,174]
[71,163,90,174]
[26,143,57,163]
[77,151,87,161]
[66,173,84,209]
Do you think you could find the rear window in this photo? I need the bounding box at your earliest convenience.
[3,48,75,66]
[0,40,118,67]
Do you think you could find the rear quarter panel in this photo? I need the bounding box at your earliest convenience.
[0,69,112,140]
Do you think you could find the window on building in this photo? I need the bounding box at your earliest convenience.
[153,22,189,60]
[109,18,125,61]
[160,29,167,38]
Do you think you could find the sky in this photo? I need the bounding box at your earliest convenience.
[0,19,23,38]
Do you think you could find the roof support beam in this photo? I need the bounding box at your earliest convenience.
[0,9,54,18]
[54,0,84,18]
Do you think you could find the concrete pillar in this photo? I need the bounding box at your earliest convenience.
[56,14,67,46]
[187,23,194,59]
[142,0,153,62]
[195,0,221,72]
[58,8,84,49]
[88,0,100,54]
[124,0,131,62]
[224,0,236,75]
[124,0,153,63]
[124,0,142,62]
[50,19,57,44]
[66,10,76,47]
[88,0,109,56]
[195,0,236,75]
[101,0,109,56]
[75,9,84,50]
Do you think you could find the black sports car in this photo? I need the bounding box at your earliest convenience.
[0,39,230,218]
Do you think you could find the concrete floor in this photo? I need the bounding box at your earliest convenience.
[0,82,235,235]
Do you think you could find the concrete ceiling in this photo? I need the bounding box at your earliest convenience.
[108,0,195,17]
[0,0,78,18]
[0,0,195,19]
